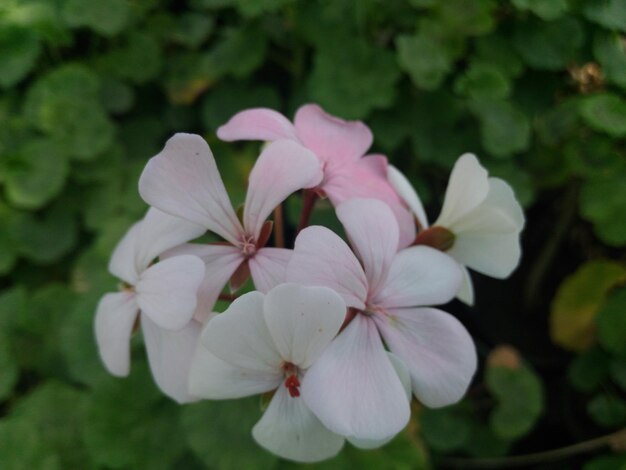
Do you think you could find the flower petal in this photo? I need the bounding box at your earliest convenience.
[249,247,292,293]
[252,386,345,463]
[387,165,429,229]
[109,221,141,285]
[217,108,298,142]
[436,153,489,228]
[287,226,368,310]
[448,232,521,279]
[375,246,463,309]
[94,292,138,377]
[347,352,411,450]
[456,266,475,306]
[336,198,399,296]
[263,283,346,369]
[134,208,205,274]
[189,339,282,399]
[165,243,244,321]
[374,307,477,408]
[294,104,372,162]
[302,315,410,440]
[138,133,244,245]
[201,291,282,373]
[244,140,322,240]
[135,255,205,330]
[141,314,201,404]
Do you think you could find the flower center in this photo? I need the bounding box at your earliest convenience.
[282,362,301,398]
[240,236,257,257]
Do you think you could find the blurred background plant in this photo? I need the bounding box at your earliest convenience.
[0,0,625,468]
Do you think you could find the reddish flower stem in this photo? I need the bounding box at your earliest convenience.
[218,292,239,301]
[297,190,318,234]
[273,205,285,248]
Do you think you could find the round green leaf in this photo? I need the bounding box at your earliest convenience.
[420,407,471,451]
[397,32,452,91]
[581,171,626,246]
[512,0,568,20]
[0,25,41,88]
[580,93,626,137]
[454,63,511,100]
[583,0,626,33]
[594,33,626,89]
[470,99,531,157]
[63,0,131,36]
[568,348,611,392]
[587,393,626,427]
[597,287,626,357]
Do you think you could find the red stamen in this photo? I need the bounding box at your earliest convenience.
[285,375,301,398]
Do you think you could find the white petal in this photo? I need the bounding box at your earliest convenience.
[134,208,205,274]
[485,178,524,229]
[109,221,141,285]
[252,386,345,463]
[217,108,298,142]
[347,352,411,450]
[336,199,399,296]
[436,153,489,228]
[141,314,201,404]
[138,133,244,245]
[166,243,244,320]
[302,315,410,440]
[374,307,477,408]
[387,165,429,229]
[188,340,281,399]
[243,140,322,241]
[263,283,346,369]
[135,255,205,330]
[375,246,463,309]
[456,266,475,306]
[201,291,282,373]
[448,232,521,279]
[94,292,138,377]
[287,226,368,310]
[249,248,291,293]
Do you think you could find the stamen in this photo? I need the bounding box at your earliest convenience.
[284,375,301,398]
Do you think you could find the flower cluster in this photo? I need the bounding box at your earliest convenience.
[95,104,524,462]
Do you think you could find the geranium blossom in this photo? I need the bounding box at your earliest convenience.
[217,104,416,247]
[94,208,206,403]
[138,133,323,314]
[188,283,347,462]
[389,153,525,305]
[287,198,476,441]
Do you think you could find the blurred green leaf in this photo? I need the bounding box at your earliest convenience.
[454,63,511,100]
[397,32,453,91]
[203,26,268,80]
[474,35,524,78]
[580,93,626,137]
[487,365,544,440]
[99,77,135,114]
[420,406,471,451]
[594,33,626,89]
[584,454,626,470]
[181,397,278,470]
[611,359,626,390]
[597,287,626,357]
[0,417,60,470]
[98,32,162,84]
[513,16,584,70]
[62,0,131,36]
[0,25,41,88]
[470,99,531,157]
[580,169,626,246]
[568,347,611,392]
[587,393,626,427]
[512,0,568,20]
[583,0,626,33]
[550,260,626,351]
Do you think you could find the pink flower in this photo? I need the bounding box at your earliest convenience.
[94,208,206,403]
[138,133,323,314]
[287,199,476,441]
[217,104,416,247]
[188,284,347,462]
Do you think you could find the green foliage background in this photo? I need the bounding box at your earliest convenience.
[0,0,625,468]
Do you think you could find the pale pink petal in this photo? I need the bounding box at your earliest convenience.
[263,284,345,369]
[374,246,463,309]
[448,232,521,279]
[201,292,282,373]
[435,153,489,228]
[134,208,205,274]
[217,108,298,142]
[188,341,282,399]
[249,248,291,293]
[253,386,345,463]
[135,255,205,330]
[301,315,410,440]
[138,133,244,245]
[374,307,477,408]
[387,165,429,229]
[457,266,475,306]
[486,178,525,229]
[347,352,412,450]
[141,314,201,404]
[336,199,399,296]
[323,158,416,248]
[94,291,138,377]
[244,140,322,240]
[294,104,372,162]
[108,221,141,285]
[287,226,368,310]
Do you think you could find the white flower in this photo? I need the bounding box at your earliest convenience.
[189,283,348,462]
[94,208,205,403]
[389,153,525,305]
